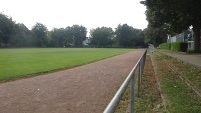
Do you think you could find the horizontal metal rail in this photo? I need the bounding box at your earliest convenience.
[103,49,147,113]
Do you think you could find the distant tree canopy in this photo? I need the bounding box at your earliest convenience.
[71,25,87,47]
[31,23,49,47]
[11,23,32,47]
[0,13,15,47]
[0,13,146,48]
[50,28,66,47]
[90,27,114,47]
[50,25,87,47]
[143,24,174,46]
[115,24,146,47]
[141,0,201,50]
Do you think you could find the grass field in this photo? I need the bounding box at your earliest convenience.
[0,48,134,81]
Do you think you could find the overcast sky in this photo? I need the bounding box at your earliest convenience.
[0,0,148,31]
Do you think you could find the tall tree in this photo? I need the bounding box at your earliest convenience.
[31,23,48,47]
[141,0,201,51]
[10,23,32,47]
[115,24,134,47]
[51,28,67,47]
[136,29,146,47]
[115,24,145,47]
[71,25,87,47]
[0,13,15,47]
[65,26,74,47]
[143,24,172,46]
[90,27,114,47]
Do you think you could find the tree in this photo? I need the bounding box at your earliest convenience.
[143,24,172,46]
[90,27,114,47]
[10,23,32,47]
[136,29,146,47]
[50,25,87,47]
[50,28,66,47]
[31,23,48,47]
[141,0,201,51]
[115,24,134,47]
[0,13,15,47]
[115,24,145,47]
[70,25,87,47]
[64,26,74,47]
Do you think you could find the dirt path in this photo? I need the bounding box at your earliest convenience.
[0,49,146,113]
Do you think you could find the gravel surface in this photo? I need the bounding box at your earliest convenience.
[0,49,146,113]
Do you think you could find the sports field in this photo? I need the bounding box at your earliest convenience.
[0,48,134,81]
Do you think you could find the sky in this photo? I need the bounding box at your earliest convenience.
[0,0,148,32]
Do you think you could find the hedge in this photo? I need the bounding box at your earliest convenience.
[159,42,188,52]
[160,43,171,50]
[171,42,188,52]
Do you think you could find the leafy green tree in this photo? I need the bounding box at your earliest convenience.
[0,13,15,47]
[70,25,87,47]
[64,26,74,47]
[115,24,134,47]
[50,25,86,47]
[143,24,172,46]
[141,0,201,51]
[31,23,48,47]
[135,29,146,47]
[90,27,114,47]
[10,23,32,47]
[50,28,66,47]
[115,24,145,47]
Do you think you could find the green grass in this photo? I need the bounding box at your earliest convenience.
[154,52,201,113]
[166,56,201,90]
[0,48,134,81]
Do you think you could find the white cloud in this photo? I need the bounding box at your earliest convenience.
[0,0,148,31]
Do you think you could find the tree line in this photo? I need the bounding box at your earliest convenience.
[0,13,146,48]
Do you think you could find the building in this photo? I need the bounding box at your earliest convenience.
[82,38,90,47]
[167,29,201,50]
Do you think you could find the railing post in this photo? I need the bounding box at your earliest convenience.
[143,50,147,70]
[138,51,146,98]
[137,62,141,97]
[140,60,143,83]
[142,55,145,71]
[130,74,135,113]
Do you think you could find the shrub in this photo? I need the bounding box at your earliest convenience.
[171,42,188,52]
[160,43,170,50]
[160,42,188,52]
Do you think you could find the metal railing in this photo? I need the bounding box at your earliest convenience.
[103,49,147,113]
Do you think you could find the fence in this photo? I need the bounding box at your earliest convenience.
[103,49,147,113]
[167,32,185,43]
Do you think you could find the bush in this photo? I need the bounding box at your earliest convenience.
[160,42,188,52]
[160,43,170,50]
[171,42,188,52]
